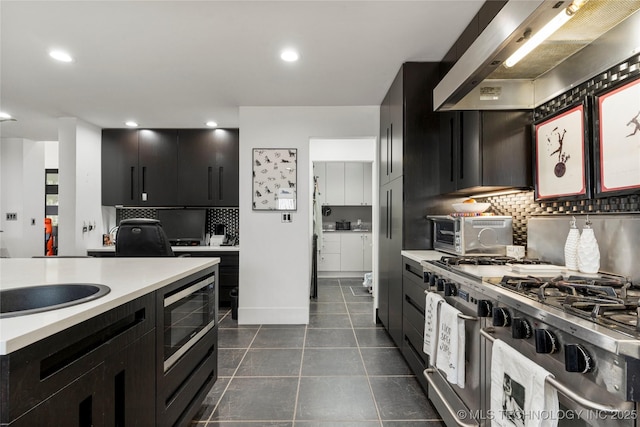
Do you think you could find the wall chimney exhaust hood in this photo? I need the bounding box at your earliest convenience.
[434,0,640,111]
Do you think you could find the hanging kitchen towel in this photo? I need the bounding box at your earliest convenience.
[423,292,444,360]
[490,339,559,427]
[434,302,465,388]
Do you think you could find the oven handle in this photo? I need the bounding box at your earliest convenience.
[164,275,215,307]
[424,290,478,321]
[423,368,479,427]
[480,328,632,414]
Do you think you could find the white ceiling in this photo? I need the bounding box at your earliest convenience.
[0,1,484,141]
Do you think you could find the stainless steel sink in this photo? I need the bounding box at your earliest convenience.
[0,284,111,318]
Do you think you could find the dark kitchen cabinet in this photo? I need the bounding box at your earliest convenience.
[439,110,532,194]
[377,63,441,346]
[102,128,239,207]
[101,129,178,206]
[401,256,430,393]
[177,129,239,206]
[0,294,156,426]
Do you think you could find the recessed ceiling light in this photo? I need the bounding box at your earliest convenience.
[280,49,299,62]
[206,121,218,128]
[125,121,138,127]
[49,50,73,63]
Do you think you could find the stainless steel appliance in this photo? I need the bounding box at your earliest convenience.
[161,271,216,371]
[429,215,513,256]
[422,255,640,427]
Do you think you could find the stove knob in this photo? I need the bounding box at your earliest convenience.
[477,300,493,317]
[565,344,593,373]
[423,271,431,284]
[512,318,532,339]
[436,278,446,292]
[444,282,458,297]
[429,274,437,288]
[492,307,511,327]
[535,329,558,354]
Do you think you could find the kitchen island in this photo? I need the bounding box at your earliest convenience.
[0,257,219,427]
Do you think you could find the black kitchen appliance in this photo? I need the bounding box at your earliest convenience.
[335,220,351,230]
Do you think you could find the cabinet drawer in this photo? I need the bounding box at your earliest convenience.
[403,296,425,337]
[403,276,427,313]
[321,241,341,254]
[402,258,424,285]
[322,233,341,242]
[318,253,340,271]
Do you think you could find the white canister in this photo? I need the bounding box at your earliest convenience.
[577,218,600,274]
[563,216,580,271]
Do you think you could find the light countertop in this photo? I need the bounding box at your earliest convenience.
[401,250,443,264]
[0,257,219,355]
[321,229,371,233]
[88,245,239,253]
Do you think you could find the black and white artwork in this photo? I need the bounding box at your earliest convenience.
[533,102,590,201]
[594,76,640,196]
[502,374,525,427]
[252,148,297,211]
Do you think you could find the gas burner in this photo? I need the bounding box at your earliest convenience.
[439,256,550,267]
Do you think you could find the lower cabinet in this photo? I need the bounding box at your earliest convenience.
[401,256,430,392]
[318,233,372,272]
[1,267,218,427]
[0,294,156,426]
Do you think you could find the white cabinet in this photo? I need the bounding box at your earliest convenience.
[313,163,327,206]
[318,232,371,272]
[315,162,372,206]
[325,163,345,205]
[344,163,373,206]
[318,233,341,271]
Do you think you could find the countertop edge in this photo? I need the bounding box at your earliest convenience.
[401,250,442,264]
[0,258,219,355]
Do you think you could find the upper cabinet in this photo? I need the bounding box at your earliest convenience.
[102,128,239,207]
[439,110,532,194]
[315,162,372,206]
[102,129,177,206]
[177,129,239,206]
[379,73,404,185]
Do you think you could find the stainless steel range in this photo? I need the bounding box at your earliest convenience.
[422,255,640,427]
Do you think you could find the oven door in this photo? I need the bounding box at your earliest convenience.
[432,218,459,255]
[481,328,637,427]
[163,273,216,371]
[424,293,485,426]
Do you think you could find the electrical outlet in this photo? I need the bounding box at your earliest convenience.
[282,213,292,223]
[83,222,88,233]
[6,213,17,221]
[31,218,36,226]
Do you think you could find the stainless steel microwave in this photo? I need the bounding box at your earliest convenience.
[429,215,513,256]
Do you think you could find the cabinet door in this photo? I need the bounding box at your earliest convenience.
[102,129,139,206]
[377,185,390,328]
[389,69,404,182]
[363,233,372,271]
[325,162,345,205]
[340,233,364,271]
[362,162,373,205]
[439,112,458,194]
[213,128,239,206]
[313,162,327,206]
[344,162,364,205]
[388,178,404,347]
[177,129,216,206]
[458,111,482,190]
[481,110,532,188]
[380,93,391,186]
[138,129,178,206]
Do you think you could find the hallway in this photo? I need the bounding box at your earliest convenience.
[192,278,444,426]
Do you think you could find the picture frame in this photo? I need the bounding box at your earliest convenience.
[592,75,640,197]
[252,148,297,210]
[533,101,591,201]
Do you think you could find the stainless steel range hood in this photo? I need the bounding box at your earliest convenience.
[434,0,640,111]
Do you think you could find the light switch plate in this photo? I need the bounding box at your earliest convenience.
[6,213,17,221]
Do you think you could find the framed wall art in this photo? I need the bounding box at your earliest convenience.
[593,75,640,197]
[533,101,591,201]
[252,148,297,210]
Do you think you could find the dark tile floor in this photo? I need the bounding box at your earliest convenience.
[192,278,444,426]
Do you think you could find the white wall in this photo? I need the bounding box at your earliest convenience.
[0,138,45,257]
[238,106,379,324]
[58,118,103,255]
